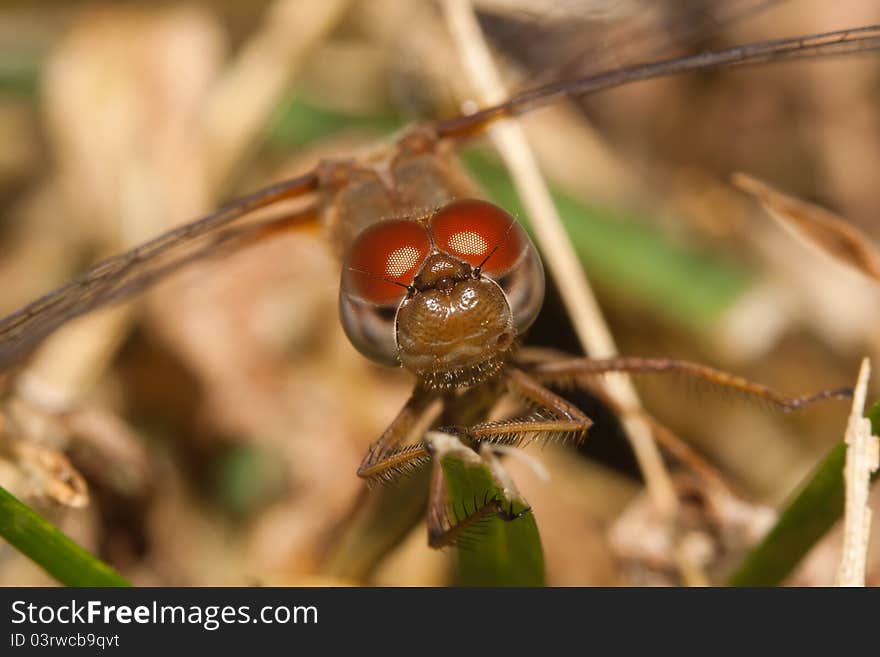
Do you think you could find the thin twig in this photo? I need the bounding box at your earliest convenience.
[836,357,877,587]
[440,0,678,518]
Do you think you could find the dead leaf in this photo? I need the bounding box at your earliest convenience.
[732,172,880,282]
[13,441,89,508]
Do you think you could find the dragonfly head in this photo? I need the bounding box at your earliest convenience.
[339,199,544,389]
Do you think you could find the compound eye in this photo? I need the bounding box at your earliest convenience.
[342,219,430,305]
[433,198,544,335]
[339,219,430,367]
[430,199,526,277]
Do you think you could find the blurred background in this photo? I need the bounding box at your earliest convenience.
[0,0,879,586]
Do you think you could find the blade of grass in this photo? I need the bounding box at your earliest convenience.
[0,485,129,586]
[728,400,880,586]
[430,434,544,586]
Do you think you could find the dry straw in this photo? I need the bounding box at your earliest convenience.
[440,0,678,516]
[836,358,877,587]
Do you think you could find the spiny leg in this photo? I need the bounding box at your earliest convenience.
[357,443,433,486]
[357,387,437,485]
[425,459,530,550]
[443,368,593,450]
[564,371,742,496]
[521,355,852,411]
[515,348,847,491]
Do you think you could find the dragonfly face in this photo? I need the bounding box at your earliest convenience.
[339,199,544,389]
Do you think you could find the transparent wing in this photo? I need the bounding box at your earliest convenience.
[435,24,880,138]
[1,23,880,371]
[0,172,319,371]
[480,0,785,88]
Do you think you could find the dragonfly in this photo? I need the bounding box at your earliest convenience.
[1,13,877,553]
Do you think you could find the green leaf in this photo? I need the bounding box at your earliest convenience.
[0,485,129,587]
[431,434,545,586]
[728,401,880,586]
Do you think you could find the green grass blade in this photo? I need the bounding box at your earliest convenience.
[0,485,129,587]
[431,434,544,586]
[728,401,880,586]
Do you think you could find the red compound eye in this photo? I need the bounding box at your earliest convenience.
[430,199,525,276]
[343,219,430,304]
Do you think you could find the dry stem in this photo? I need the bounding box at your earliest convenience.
[440,0,678,519]
[836,357,877,586]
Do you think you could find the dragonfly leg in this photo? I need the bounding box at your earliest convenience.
[426,459,530,550]
[356,388,437,485]
[521,356,853,411]
[358,368,595,484]
[356,442,432,486]
[443,368,593,449]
